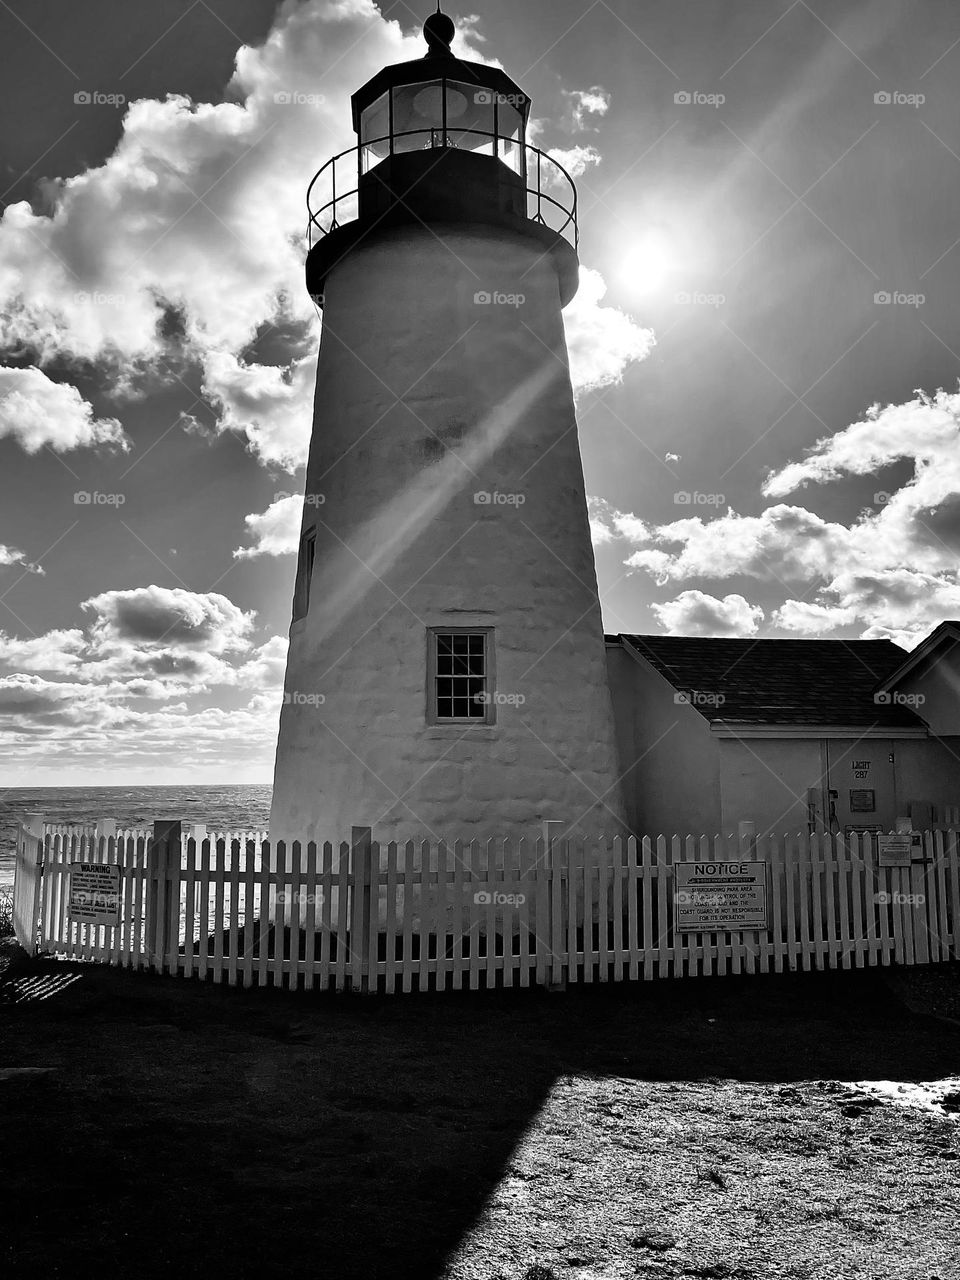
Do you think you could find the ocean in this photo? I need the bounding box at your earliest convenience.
[0,784,272,889]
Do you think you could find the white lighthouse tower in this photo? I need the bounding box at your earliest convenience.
[270,7,627,844]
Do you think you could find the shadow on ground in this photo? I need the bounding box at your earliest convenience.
[0,953,957,1279]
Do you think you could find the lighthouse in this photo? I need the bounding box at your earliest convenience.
[270,7,627,844]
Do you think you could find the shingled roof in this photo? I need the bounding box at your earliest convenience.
[614,635,924,728]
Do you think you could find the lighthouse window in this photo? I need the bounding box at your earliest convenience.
[360,91,390,171]
[497,101,523,174]
[293,528,316,622]
[428,629,493,723]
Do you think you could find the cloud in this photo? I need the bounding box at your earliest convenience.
[83,585,255,653]
[588,496,651,547]
[545,145,603,181]
[234,492,302,558]
[763,388,960,499]
[651,590,764,637]
[200,348,318,470]
[624,504,850,585]
[565,268,655,393]
[0,366,127,454]
[0,3,649,468]
[563,86,611,129]
[0,628,85,673]
[0,541,45,575]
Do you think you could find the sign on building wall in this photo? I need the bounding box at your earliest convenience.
[69,863,121,926]
[674,861,768,932]
[877,834,912,866]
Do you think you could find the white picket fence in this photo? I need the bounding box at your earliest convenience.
[12,819,960,993]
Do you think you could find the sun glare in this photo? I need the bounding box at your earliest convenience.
[620,230,676,296]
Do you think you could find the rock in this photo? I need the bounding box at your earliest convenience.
[632,1229,677,1252]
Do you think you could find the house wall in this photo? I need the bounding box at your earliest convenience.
[893,736,960,818]
[893,643,960,736]
[606,643,722,836]
[718,738,825,836]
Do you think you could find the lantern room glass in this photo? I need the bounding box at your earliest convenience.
[360,90,390,173]
[357,75,526,174]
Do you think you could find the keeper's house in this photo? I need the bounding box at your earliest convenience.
[606,625,960,839]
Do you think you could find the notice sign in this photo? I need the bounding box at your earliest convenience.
[674,861,768,932]
[69,863,120,926]
[878,834,912,867]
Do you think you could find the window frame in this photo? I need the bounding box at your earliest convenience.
[292,527,317,623]
[426,626,496,726]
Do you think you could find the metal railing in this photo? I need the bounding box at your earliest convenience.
[306,129,578,250]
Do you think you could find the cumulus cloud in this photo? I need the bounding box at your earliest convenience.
[588,496,651,547]
[0,629,85,673]
[234,492,302,558]
[563,86,612,129]
[565,268,655,393]
[0,3,649,469]
[0,542,45,575]
[545,145,603,181]
[0,366,127,454]
[82,585,255,653]
[651,591,764,637]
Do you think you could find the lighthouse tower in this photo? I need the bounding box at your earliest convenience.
[270,8,627,844]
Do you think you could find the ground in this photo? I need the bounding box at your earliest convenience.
[1,945,959,1280]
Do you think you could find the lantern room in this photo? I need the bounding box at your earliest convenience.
[352,9,530,177]
[305,6,580,306]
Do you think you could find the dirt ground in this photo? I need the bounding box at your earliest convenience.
[1,948,958,1280]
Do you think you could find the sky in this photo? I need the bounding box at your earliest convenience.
[0,0,959,784]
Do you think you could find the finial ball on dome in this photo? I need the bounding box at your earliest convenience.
[423,8,455,54]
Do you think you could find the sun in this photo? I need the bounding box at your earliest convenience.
[620,230,676,296]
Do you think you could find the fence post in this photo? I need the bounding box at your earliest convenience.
[147,821,182,974]
[350,826,372,993]
[13,812,45,956]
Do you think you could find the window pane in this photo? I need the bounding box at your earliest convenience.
[445,80,495,154]
[392,80,443,152]
[497,101,523,174]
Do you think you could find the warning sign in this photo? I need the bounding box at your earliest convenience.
[674,861,768,932]
[878,834,913,867]
[69,863,120,926]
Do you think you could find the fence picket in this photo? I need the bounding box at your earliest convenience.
[385,841,399,994]
[567,838,579,985]
[227,837,242,987]
[401,841,416,994]
[932,831,949,962]
[242,838,257,988]
[641,837,654,981]
[319,841,334,991]
[334,841,350,994]
[468,839,483,991]
[303,842,318,993]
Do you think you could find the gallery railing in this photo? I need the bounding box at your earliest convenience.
[306,130,578,250]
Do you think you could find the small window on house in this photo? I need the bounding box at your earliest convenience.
[429,628,493,723]
[293,528,317,622]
